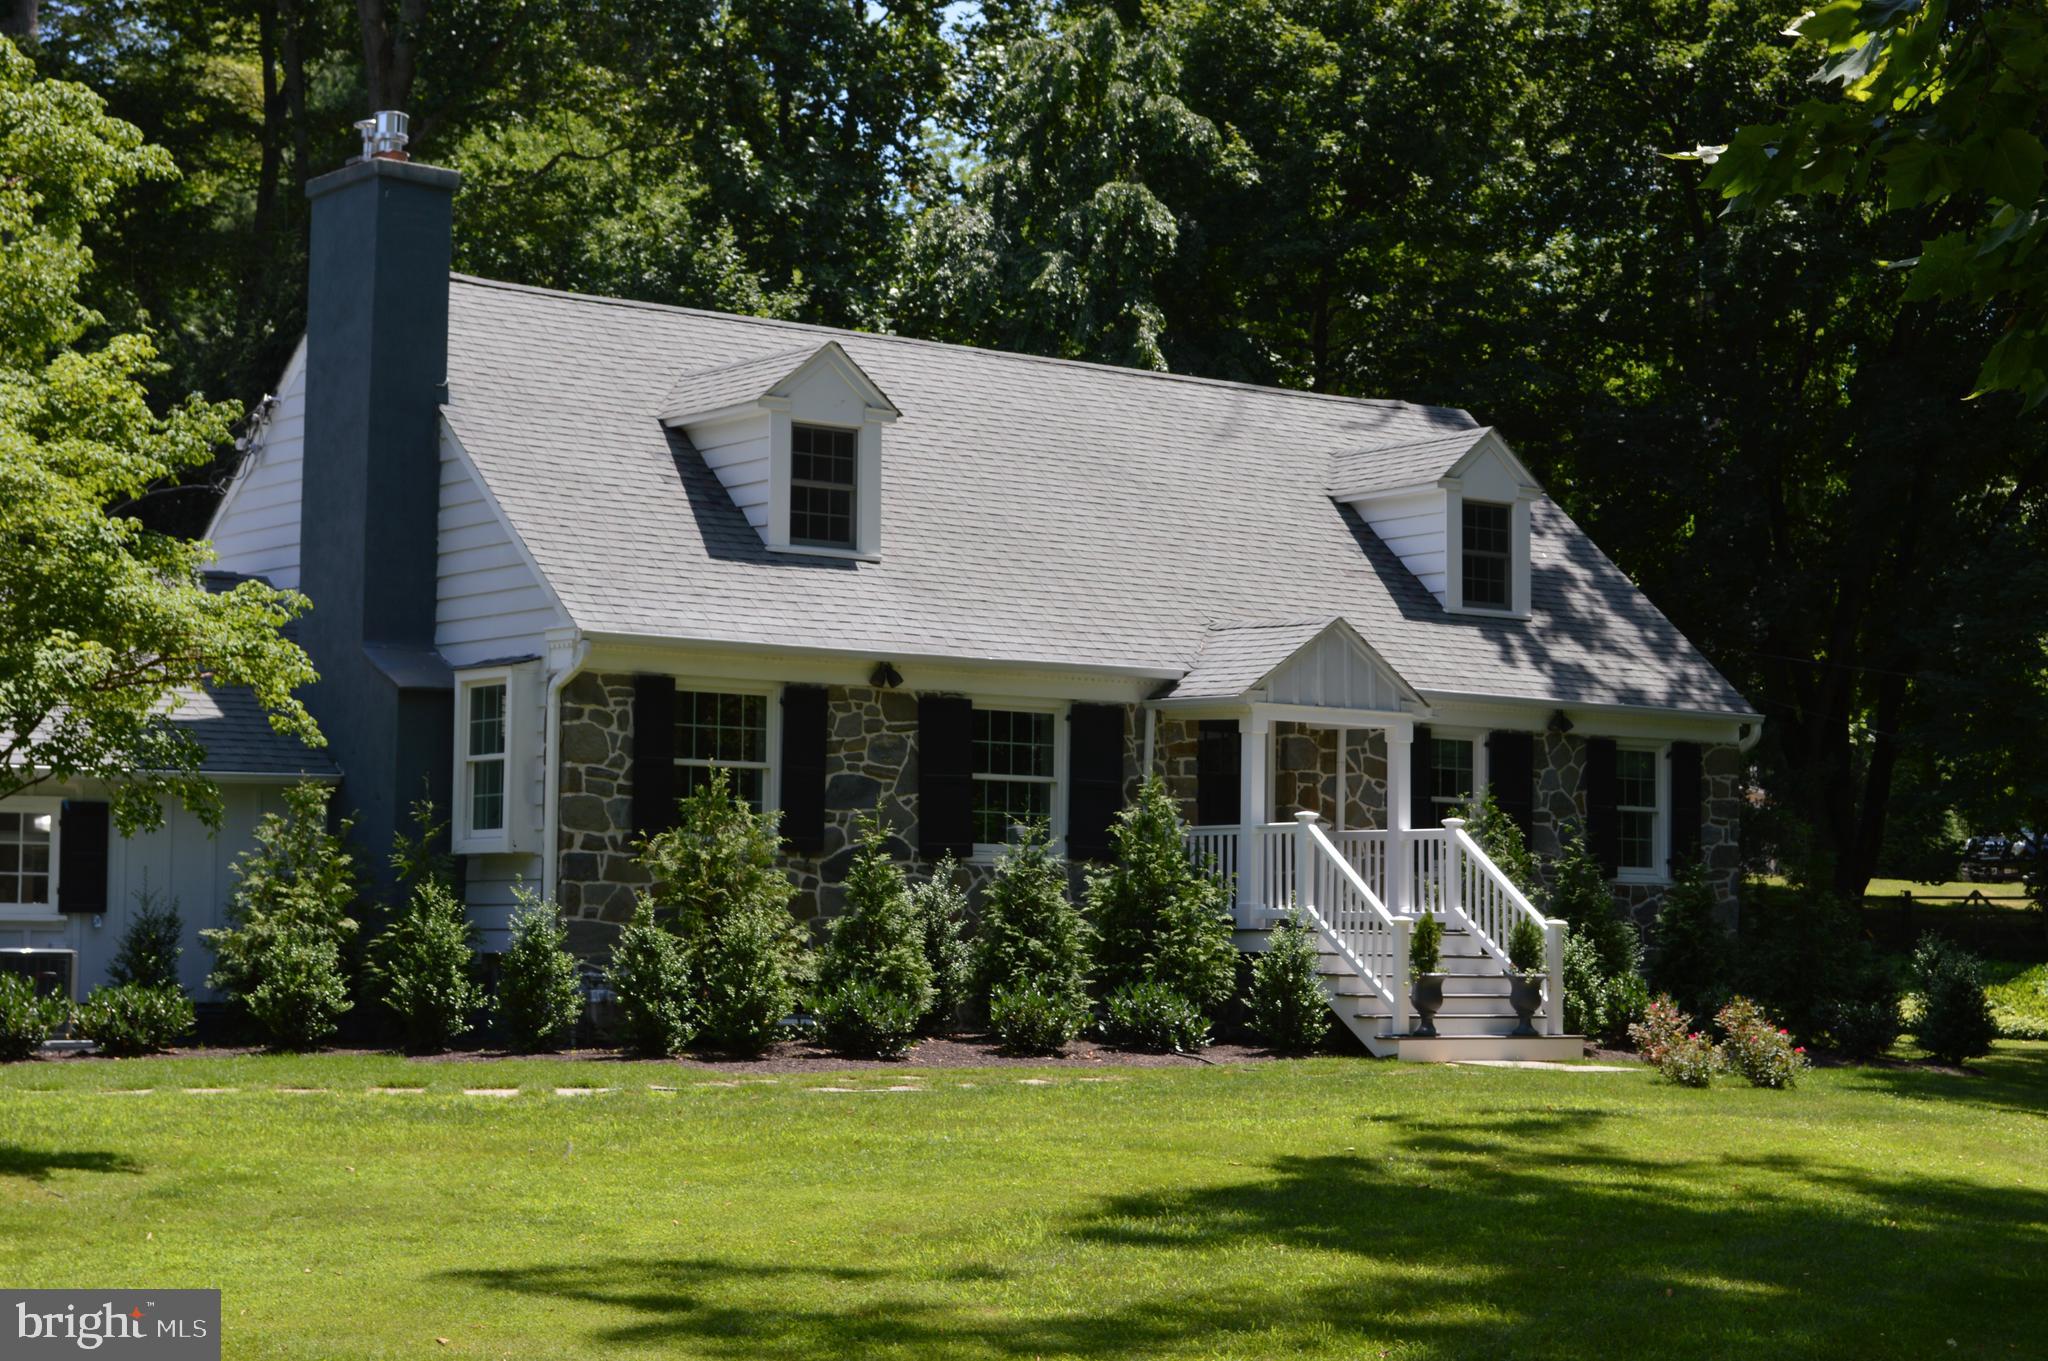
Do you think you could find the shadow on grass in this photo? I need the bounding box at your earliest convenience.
[0,1146,143,1182]
[440,1105,2048,1358]
[1842,1040,2048,1119]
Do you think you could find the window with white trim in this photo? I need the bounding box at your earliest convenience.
[1616,746,1661,875]
[1428,737,1475,819]
[790,423,856,549]
[676,690,771,811]
[464,683,508,835]
[973,708,1056,848]
[0,805,55,910]
[1461,500,1512,610]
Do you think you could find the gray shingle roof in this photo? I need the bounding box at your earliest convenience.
[1326,429,1494,498]
[658,346,819,423]
[442,275,1756,718]
[167,686,338,778]
[1166,619,1342,701]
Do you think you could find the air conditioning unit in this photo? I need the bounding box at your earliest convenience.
[0,947,77,1000]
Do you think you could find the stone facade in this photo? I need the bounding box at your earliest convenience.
[553,671,1743,940]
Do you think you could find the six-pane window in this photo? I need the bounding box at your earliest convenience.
[1428,737,1475,820]
[1462,500,1512,610]
[0,808,53,906]
[973,709,1055,847]
[466,682,507,834]
[1617,747,1659,872]
[790,423,856,548]
[676,690,769,810]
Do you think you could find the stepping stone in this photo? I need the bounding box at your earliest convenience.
[276,1087,328,1094]
[811,1086,861,1093]
[1016,1078,1052,1086]
[698,1080,740,1088]
[464,1088,519,1098]
[369,1086,426,1094]
[554,1087,615,1096]
[101,1088,153,1095]
[647,1084,679,1092]
[183,1087,238,1094]
[1451,1060,1633,1071]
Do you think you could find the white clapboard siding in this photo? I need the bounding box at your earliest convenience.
[436,423,568,667]
[690,412,773,531]
[206,342,308,588]
[1357,489,1448,605]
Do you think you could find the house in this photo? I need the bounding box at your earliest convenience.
[50,126,1762,1055]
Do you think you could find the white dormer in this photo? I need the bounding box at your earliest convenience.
[1327,427,1541,619]
[660,342,900,560]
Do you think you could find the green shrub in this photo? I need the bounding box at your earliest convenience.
[972,822,1090,1020]
[1656,1028,1724,1087]
[1086,778,1235,1013]
[1409,912,1444,975]
[812,818,933,1057]
[1734,889,1862,1043]
[1628,995,1721,1086]
[1825,959,1904,1060]
[1507,916,1545,972]
[108,883,183,991]
[203,782,360,1033]
[812,979,923,1058]
[495,890,585,1053]
[1546,826,1646,1042]
[73,983,194,1056]
[245,926,352,1050]
[366,879,486,1053]
[1628,995,1689,1067]
[1912,934,1995,1065]
[0,972,68,1061]
[1467,789,1541,899]
[1986,961,2048,1042]
[1102,980,1210,1052]
[909,856,972,1033]
[989,980,1088,1055]
[606,904,695,1056]
[1561,930,1610,1039]
[1248,909,1331,1053]
[1648,860,1731,1018]
[637,767,805,1055]
[1715,995,1807,1089]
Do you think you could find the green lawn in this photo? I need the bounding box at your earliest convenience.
[4,1048,2046,1360]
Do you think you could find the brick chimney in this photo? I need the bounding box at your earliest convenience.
[298,126,460,881]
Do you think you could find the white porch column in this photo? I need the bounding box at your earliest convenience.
[1237,713,1271,923]
[1334,727,1348,832]
[1385,724,1412,915]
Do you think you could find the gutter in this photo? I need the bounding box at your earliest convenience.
[540,631,592,903]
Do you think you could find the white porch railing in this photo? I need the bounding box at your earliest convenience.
[1187,813,1569,1038]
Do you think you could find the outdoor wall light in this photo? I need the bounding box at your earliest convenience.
[870,661,904,689]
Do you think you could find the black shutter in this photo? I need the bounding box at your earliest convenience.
[630,674,678,837]
[1585,736,1620,876]
[1486,731,1536,837]
[1410,724,1434,828]
[58,800,110,914]
[1195,720,1242,826]
[1066,704,1126,861]
[917,694,974,859]
[1669,741,1703,872]
[779,685,828,853]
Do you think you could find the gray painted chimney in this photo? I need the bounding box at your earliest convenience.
[299,143,460,884]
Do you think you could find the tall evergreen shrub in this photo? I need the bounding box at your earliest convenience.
[1248,908,1331,1053]
[813,818,935,1057]
[108,883,183,990]
[495,888,586,1053]
[1085,778,1235,1015]
[1648,859,1731,1018]
[909,856,972,1033]
[974,823,1090,1053]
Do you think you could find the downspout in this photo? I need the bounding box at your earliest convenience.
[540,632,592,904]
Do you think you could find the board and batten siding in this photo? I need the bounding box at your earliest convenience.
[435,422,568,667]
[1263,626,1410,711]
[1356,489,1448,606]
[206,341,308,588]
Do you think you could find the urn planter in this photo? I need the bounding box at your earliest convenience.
[1506,972,1545,1037]
[1410,973,1447,1037]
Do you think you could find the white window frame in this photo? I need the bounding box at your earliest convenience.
[455,669,515,854]
[0,797,63,922]
[1444,489,1534,620]
[671,680,782,816]
[970,698,1069,863]
[787,421,859,550]
[1613,741,1670,884]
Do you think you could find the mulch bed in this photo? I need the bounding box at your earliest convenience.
[36,1034,1301,1072]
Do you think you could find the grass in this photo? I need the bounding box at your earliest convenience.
[1987,962,2048,1039]
[1862,876,2031,904]
[4,1047,2046,1360]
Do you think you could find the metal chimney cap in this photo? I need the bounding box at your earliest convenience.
[353,110,410,162]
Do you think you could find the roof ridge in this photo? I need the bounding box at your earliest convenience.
[670,344,819,380]
[448,273,1478,423]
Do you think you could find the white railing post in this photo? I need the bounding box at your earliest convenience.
[1237,714,1270,925]
[1385,725,1412,915]
[1389,915,1412,1036]
[1544,917,1567,1037]
[1293,810,1319,919]
[1441,816,1465,924]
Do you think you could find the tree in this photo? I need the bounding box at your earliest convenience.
[1085,777,1234,1012]
[202,781,360,1005]
[972,822,1092,1006]
[909,855,972,1034]
[1692,1,2048,407]
[0,44,318,833]
[811,816,934,1057]
[494,888,585,1054]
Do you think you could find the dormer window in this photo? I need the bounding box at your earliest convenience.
[790,424,857,549]
[660,341,899,562]
[1460,501,1512,610]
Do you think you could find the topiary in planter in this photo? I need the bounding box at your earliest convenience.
[73,983,194,1057]
[1408,912,1446,1036]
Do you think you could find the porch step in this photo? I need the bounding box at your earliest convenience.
[1384,1033,1587,1063]
[1357,1008,1547,1038]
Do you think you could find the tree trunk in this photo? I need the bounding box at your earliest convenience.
[2,0,36,40]
[356,0,426,114]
